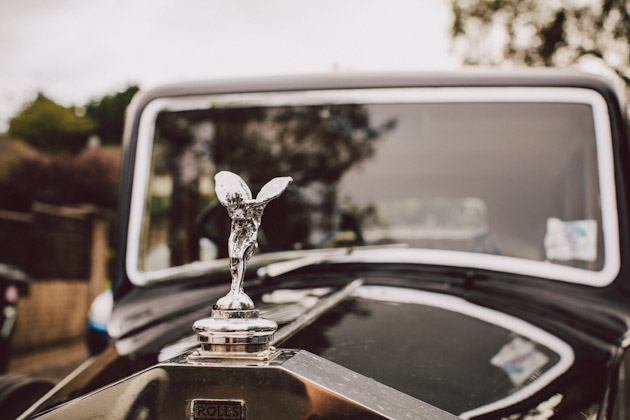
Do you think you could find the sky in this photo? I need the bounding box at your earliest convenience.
[0,0,459,132]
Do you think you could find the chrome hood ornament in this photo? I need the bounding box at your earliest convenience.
[192,171,292,359]
[214,171,293,310]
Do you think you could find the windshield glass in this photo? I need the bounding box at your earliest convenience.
[131,88,617,285]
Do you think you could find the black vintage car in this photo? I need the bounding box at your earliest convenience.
[11,71,630,419]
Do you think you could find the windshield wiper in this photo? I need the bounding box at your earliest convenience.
[272,278,364,346]
[256,243,408,279]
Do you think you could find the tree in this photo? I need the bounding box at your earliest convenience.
[85,85,139,145]
[8,93,94,154]
[451,0,630,93]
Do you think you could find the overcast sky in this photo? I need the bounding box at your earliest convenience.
[0,0,459,131]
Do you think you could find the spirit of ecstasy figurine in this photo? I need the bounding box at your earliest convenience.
[214,171,292,310]
[192,171,292,358]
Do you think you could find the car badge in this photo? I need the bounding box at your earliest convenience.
[191,399,245,420]
[191,171,292,360]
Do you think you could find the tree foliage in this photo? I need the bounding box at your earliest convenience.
[8,93,94,154]
[153,105,396,263]
[451,0,630,89]
[1,87,134,214]
[6,85,139,155]
[85,85,139,145]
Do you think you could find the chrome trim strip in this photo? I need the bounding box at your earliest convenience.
[281,350,459,419]
[353,286,575,419]
[126,87,620,287]
[16,356,98,420]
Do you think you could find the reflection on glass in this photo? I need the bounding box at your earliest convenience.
[141,101,603,273]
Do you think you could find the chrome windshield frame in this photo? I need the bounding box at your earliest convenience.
[126,87,620,287]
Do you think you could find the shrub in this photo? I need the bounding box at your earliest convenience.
[0,147,120,212]
[0,136,35,184]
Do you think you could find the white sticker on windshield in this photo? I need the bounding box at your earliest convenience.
[544,218,597,262]
[491,337,549,386]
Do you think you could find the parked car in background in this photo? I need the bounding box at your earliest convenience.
[86,288,112,355]
[8,71,630,419]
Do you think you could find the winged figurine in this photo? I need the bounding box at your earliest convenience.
[214,171,292,310]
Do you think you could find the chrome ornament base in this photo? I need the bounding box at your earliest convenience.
[192,308,278,356]
[187,346,281,362]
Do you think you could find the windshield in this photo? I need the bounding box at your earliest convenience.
[129,88,618,286]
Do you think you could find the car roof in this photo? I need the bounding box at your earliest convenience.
[134,69,619,104]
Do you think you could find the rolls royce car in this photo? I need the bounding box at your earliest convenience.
[10,71,630,419]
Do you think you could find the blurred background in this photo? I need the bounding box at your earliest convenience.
[0,0,628,382]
